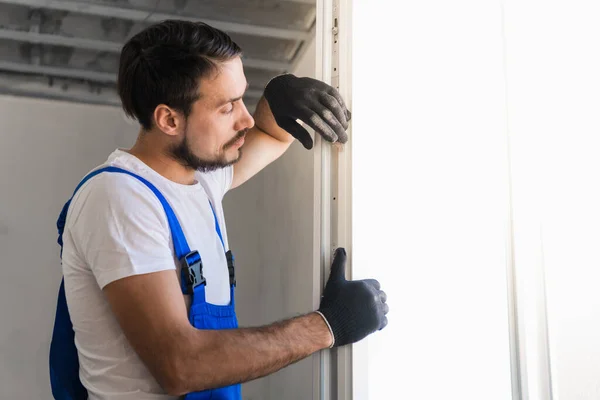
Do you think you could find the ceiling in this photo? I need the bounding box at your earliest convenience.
[0,0,315,111]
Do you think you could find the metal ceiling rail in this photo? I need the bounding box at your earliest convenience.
[0,87,261,109]
[0,0,311,41]
[0,28,291,72]
[0,60,116,82]
[241,57,290,72]
[0,87,122,106]
[0,60,265,98]
[0,28,119,52]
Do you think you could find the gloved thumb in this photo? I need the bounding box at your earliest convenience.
[329,248,347,282]
[278,117,314,149]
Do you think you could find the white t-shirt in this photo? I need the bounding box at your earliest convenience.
[61,149,234,400]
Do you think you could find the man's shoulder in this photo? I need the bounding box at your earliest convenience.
[195,165,234,199]
[76,169,154,200]
[66,170,165,228]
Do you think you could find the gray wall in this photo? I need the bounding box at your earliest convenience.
[0,95,137,399]
[224,38,318,400]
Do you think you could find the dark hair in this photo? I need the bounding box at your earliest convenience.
[117,20,242,130]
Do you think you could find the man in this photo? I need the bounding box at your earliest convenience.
[56,20,388,399]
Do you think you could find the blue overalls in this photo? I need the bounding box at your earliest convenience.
[49,166,241,400]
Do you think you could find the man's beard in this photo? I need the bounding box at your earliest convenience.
[169,128,247,172]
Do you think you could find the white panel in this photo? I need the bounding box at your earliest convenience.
[503,1,600,399]
[0,95,137,399]
[351,1,513,399]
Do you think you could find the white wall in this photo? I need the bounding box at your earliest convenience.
[224,38,318,400]
[352,1,600,400]
[0,95,137,399]
[503,1,600,399]
[351,1,513,399]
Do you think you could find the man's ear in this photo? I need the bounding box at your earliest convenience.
[153,105,184,137]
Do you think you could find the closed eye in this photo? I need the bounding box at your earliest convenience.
[217,82,250,109]
[222,103,234,114]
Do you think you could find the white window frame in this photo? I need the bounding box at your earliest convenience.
[314,0,353,399]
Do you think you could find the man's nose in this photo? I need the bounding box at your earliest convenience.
[236,101,255,131]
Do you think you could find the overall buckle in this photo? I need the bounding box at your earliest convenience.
[226,250,236,287]
[182,250,205,293]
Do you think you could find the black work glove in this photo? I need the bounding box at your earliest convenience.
[318,248,389,347]
[263,74,351,150]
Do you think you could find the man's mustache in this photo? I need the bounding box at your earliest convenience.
[224,129,248,148]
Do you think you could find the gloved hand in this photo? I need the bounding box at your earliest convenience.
[263,74,351,150]
[317,248,389,347]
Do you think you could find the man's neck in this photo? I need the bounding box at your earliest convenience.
[127,133,197,186]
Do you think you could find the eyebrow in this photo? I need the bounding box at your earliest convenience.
[216,82,250,107]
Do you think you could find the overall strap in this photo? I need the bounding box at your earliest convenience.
[188,201,236,309]
[56,166,232,294]
[57,166,194,293]
[58,166,191,258]
[209,201,236,288]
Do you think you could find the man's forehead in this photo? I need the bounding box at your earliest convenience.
[197,65,248,104]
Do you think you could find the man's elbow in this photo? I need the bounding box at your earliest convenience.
[153,330,211,395]
[157,373,187,397]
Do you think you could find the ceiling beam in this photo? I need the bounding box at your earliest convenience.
[0,60,265,98]
[0,70,121,106]
[242,57,289,72]
[281,0,315,4]
[0,88,261,109]
[0,28,119,52]
[0,0,310,41]
[0,87,121,106]
[0,60,116,82]
[0,28,291,72]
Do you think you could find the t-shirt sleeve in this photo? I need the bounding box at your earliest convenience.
[66,173,176,289]
[222,164,234,196]
[198,165,234,201]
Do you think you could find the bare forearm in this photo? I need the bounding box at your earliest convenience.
[229,97,295,189]
[253,96,294,144]
[174,312,332,394]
